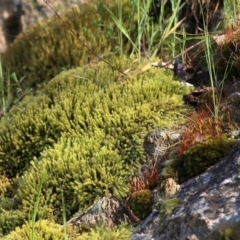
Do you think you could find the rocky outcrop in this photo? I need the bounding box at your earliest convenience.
[143,129,181,164]
[68,196,129,229]
[132,140,240,240]
[0,0,88,53]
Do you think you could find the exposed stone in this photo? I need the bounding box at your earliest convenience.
[143,129,182,165]
[0,0,22,52]
[68,195,129,229]
[132,140,240,240]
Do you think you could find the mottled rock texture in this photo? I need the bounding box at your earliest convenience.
[68,196,128,229]
[132,140,240,240]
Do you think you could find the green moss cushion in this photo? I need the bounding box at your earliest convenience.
[0,56,191,226]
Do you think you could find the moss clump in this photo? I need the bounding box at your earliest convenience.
[129,189,153,219]
[2,0,138,96]
[17,134,130,222]
[77,224,132,240]
[1,220,65,240]
[0,175,11,197]
[0,208,25,237]
[0,56,191,228]
[182,135,236,178]
[0,56,191,179]
[160,197,180,216]
[157,197,180,233]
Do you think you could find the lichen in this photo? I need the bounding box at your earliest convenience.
[77,223,132,240]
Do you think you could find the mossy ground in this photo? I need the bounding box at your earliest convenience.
[0,54,192,237]
[1,0,239,238]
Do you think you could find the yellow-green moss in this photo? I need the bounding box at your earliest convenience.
[157,197,180,233]
[159,134,237,184]
[1,220,64,240]
[0,56,191,230]
[0,56,191,179]
[218,222,240,240]
[17,134,130,222]
[0,175,11,197]
[2,0,138,96]
[0,209,25,237]
[77,224,132,240]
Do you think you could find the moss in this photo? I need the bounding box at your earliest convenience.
[2,0,139,96]
[159,133,237,183]
[129,189,153,219]
[0,56,191,227]
[77,224,132,240]
[217,222,240,240]
[157,197,180,233]
[182,135,236,178]
[0,175,11,197]
[0,56,191,179]
[17,134,130,222]
[1,220,65,240]
[160,197,180,216]
[159,143,181,181]
[0,209,25,237]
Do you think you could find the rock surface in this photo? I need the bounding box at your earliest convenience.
[132,140,240,240]
[143,129,181,164]
[68,196,128,229]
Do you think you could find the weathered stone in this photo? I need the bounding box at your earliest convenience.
[0,0,22,52]
[68,196,128,229]
[143,129,181,164]
[132,140,240,240]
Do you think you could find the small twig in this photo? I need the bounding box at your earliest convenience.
[42,0,127,76]
[164,39,205,66]
[124,195,140,223]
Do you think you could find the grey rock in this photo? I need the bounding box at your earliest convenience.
[132,140,240,240]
